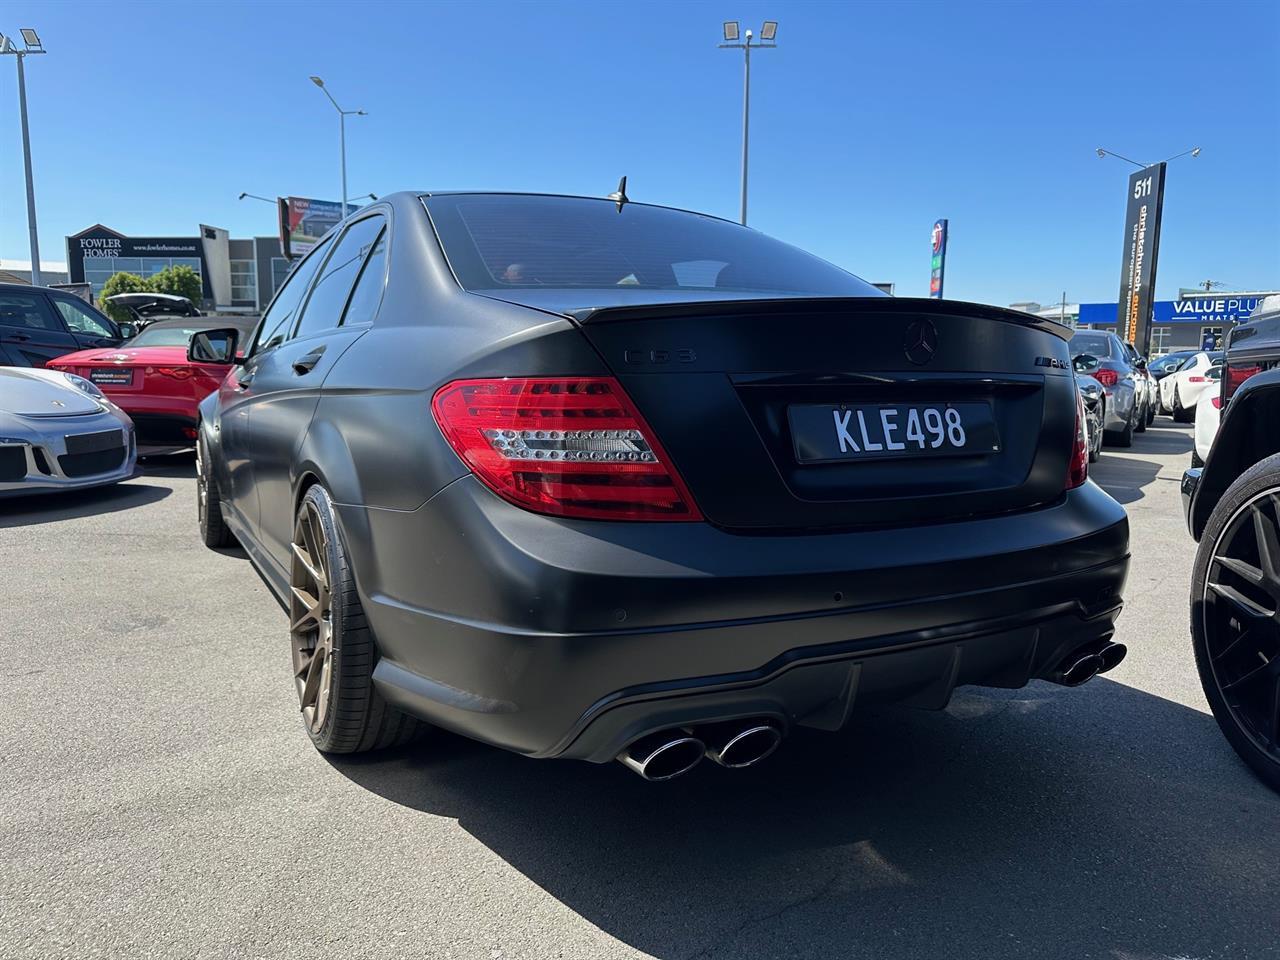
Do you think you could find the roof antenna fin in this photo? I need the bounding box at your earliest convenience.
[607,175,629,212]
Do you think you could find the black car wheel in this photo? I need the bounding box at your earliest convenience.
[196,430,234,548]
[289,484,424,754]
[1191,452,1280,793]
[1173,386,1194,423]
[1146,398,1156,426]
[1135,394,1148,433]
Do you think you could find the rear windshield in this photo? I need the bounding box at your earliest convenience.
[1069,332,1115,359]
[424,194,884,298]
[128,325,218,347]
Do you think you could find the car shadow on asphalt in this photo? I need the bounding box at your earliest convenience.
[330,679,1277,960]
[0,481,172,528]
[1090,456,1164,505]
[1090,422,1191,505]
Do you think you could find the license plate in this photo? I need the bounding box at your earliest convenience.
[89,367,133,386]
[788,402,999,463]
[65,429,124,456]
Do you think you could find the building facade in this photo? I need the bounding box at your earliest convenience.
[1074,292,1279,353]
[65,225,288,313]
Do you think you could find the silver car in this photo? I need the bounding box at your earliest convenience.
[0,367,136,497]
[1068,330,1140,447]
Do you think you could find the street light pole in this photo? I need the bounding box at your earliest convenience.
[2,30,47,286]
[309,76,366,217]
[720,21,777,226]
[740,39,750,226]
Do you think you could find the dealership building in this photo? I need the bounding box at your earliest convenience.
[65,225,290,313]
[1013,291,1280,353]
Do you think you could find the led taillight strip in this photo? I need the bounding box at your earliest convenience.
[432,377,702,521]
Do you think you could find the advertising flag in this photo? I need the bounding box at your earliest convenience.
[1114,163,1166,351]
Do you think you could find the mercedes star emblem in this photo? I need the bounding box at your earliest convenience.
[904,319,938,365]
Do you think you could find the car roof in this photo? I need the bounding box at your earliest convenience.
[413,190,744,228]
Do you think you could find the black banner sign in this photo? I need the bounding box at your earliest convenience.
[1114,162,1166,351]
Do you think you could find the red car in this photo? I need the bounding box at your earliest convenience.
[49,317,257,453]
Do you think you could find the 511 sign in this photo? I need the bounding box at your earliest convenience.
[1113,161,1167,352]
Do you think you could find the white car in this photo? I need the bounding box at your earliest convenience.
[0,366,137,497]
[1159,351,1223,422]
[1192,365,1223,467]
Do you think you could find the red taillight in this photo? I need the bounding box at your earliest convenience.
[1093,369,1118,388]
[1067,385,1089,490]
[431,377,702,521]
[1211,396,1222,410]
[1224,363,1261,400]
[152,366,193,380]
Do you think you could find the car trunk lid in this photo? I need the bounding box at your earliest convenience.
[562,297,1076,530]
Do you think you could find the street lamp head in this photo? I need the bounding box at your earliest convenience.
[745,28,753,40]
[238,192,247,200]
[1096,147,1106,158]
[310,75,325,87]
[760,20,777,41]
[20,28,42,51]
[356,110,367,116]
[1191,146,1202,157]
[723,21,739,42]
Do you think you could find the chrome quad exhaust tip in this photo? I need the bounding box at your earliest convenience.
[616,731,706,781]
[692,720,783,769]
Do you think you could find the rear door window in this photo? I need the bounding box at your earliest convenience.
[0,292,64,332]
[250,236,332,353]
[339,226,388,326]
[294,215,386,338]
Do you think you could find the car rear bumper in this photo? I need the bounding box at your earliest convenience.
[1103,384,1136,430]
[337,477,1129,761]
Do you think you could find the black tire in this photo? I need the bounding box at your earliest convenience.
[1173,387,1194,423]
[196,431,234,548]
[1135,396,1147,433]
[290,484,425,754]
[1190,453,1280,793]
[1147,399,1156,426]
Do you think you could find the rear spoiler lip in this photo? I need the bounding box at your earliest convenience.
[563,296,1073,340]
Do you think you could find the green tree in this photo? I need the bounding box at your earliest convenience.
[147,264,203,306]
[97,272,152,325]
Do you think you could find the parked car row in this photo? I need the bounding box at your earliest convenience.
[0,282,260,495]
[1067,328,1155,448]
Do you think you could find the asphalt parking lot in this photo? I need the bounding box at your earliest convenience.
[3,419,1277,960]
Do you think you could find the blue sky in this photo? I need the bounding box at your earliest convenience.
[2,0,1276,305]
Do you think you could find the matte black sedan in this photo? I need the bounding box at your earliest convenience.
[192,191,1129,780]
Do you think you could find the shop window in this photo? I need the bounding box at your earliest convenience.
[230,260,257,302]
[1200,326,1224,349]
[1149,327,1172,354]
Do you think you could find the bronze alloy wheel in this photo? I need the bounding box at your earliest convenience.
[290,499,335,734]
[1201,488,1280,772]
[195,435,209,525]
